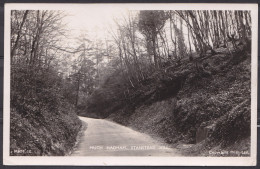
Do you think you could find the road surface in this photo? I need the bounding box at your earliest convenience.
[71,116,180,156]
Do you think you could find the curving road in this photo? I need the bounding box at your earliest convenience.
[71,116,180,156]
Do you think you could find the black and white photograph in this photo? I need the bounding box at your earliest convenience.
[3,3,257,166]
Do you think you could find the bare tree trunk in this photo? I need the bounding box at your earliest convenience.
[187,24,192,55]
[234,11,240,38]
[238,11,246,41]
[169,14,177,58]
[30,10,44,66]
[244,11,251,36]
[11,10,29,64]
[152,34,158,68]
[219,11,227,47]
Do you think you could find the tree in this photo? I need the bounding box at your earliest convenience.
[11,10,29,63]
[138,10,168,68]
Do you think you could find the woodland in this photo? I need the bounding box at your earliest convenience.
[10,10,251,155]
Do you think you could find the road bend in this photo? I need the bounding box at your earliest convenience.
[71,116,180,156]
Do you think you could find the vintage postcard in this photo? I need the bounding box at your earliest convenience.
[3,3,257,166]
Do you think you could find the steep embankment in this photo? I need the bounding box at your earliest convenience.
[10,67,82,156]
[84,47,251,156]
[10,106,81,156]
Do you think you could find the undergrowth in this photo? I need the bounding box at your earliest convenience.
[10,66,82,156]
[83,48,251,155]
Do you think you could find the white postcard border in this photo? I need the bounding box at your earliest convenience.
[3,3,258,166]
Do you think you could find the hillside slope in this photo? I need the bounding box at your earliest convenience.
[83,47,251,156]
[10,67,82,156]
[10,106,82,156]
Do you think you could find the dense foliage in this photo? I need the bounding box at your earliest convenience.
[10,10,82,155]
